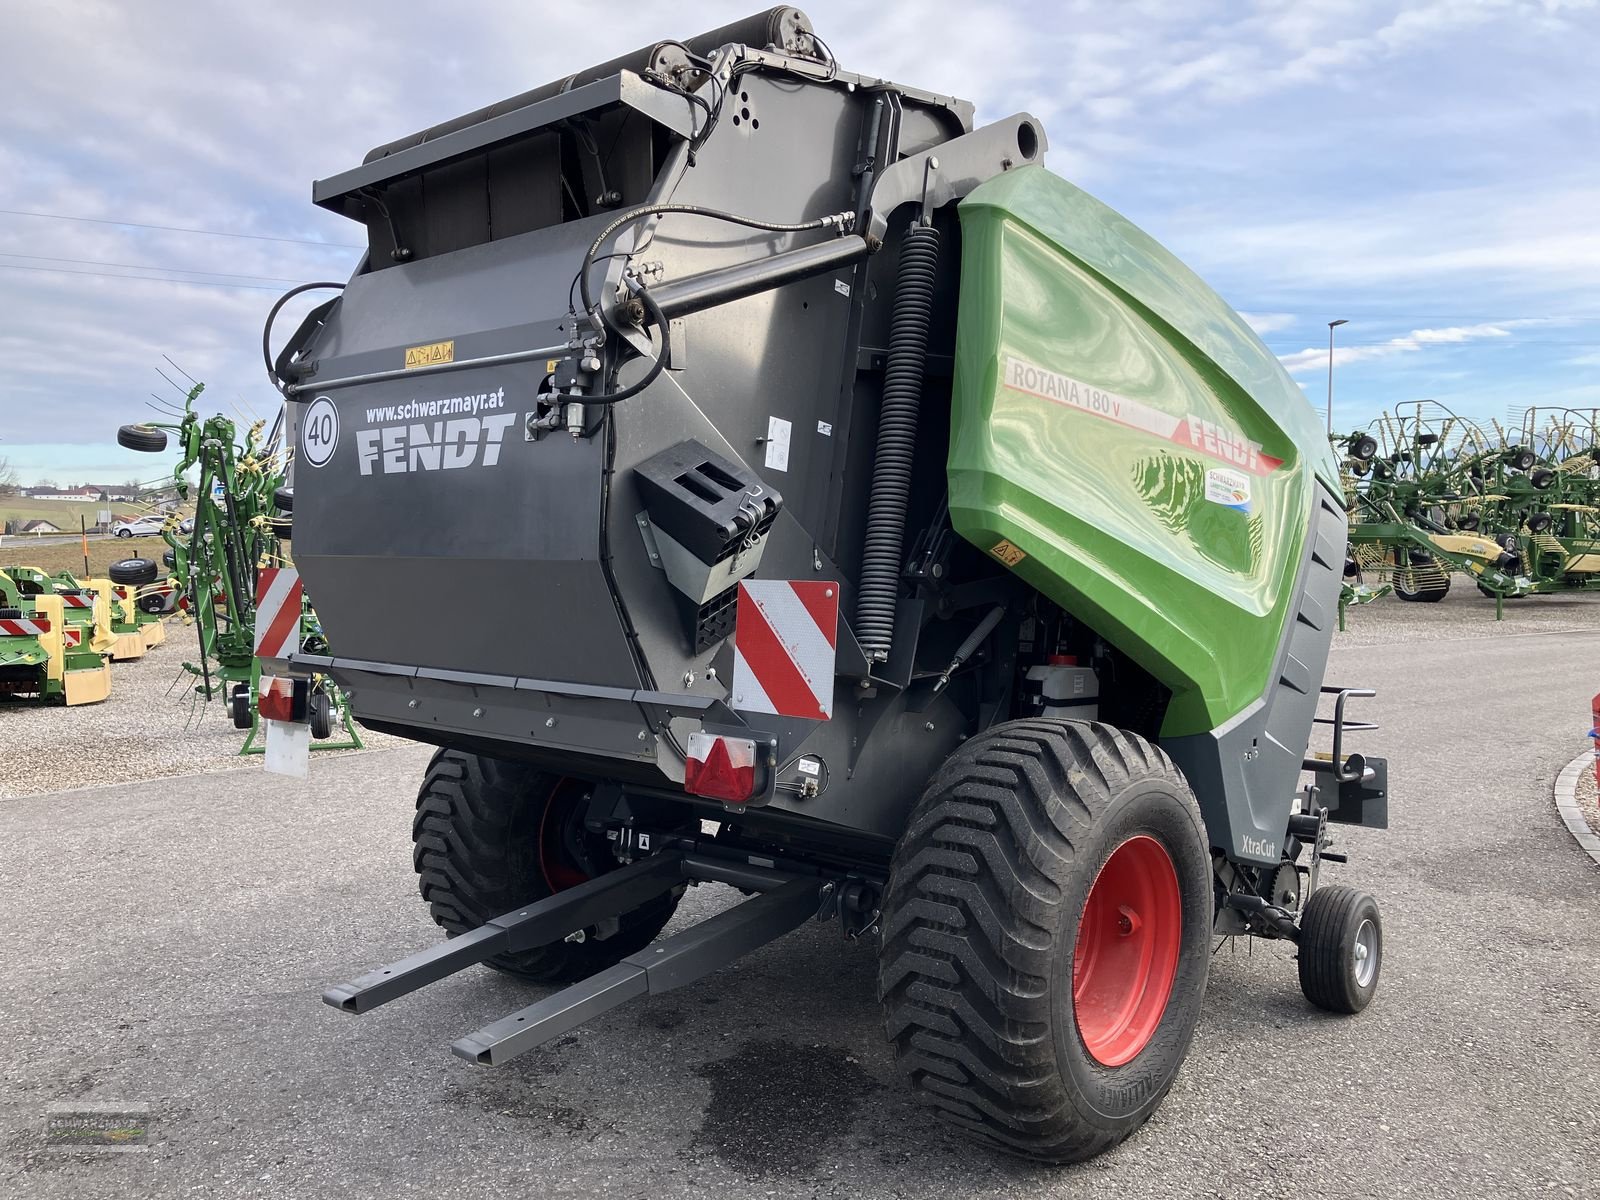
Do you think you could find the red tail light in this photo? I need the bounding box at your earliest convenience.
[258,676,308,723]
[684,731,759,804]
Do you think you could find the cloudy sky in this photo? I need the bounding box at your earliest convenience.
[2,0,1597,484]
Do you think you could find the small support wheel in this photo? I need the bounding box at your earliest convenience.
[229,684,252,730]
[109,557,159,586]
[1297,885,1382,1013]
[308,689,333,739]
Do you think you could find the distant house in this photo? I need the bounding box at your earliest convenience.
[19,519,62,534]
[22,485,102,502]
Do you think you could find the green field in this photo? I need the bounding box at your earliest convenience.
[0,498,127,532]
[0,535,168,578]
[3,495,191,535]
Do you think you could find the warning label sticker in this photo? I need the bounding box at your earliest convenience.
[404,340,455,369]
[990,539,1027,567]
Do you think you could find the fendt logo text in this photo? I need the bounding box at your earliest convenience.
[356,413,518,476]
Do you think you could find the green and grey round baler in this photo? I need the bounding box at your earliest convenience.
[268,8,1391,1162]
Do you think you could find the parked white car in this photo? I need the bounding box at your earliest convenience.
[113,515,165,538]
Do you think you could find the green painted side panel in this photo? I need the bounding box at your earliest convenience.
[949,166,1342,735]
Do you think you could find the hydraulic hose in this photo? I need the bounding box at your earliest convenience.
[262,281,345,392]
[578,203,852,321]
[855,223,940,662]
[577,284,672,407]
[574,206,850,407]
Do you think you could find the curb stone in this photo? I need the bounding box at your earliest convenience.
[1554,751,1600,868]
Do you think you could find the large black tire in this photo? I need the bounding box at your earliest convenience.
[1297,886,1382,1014]
[273,485,293,512]
[878,719,1211,1163]
[117,423,168,452]
[108,557,159,586]
[413,750,682,983]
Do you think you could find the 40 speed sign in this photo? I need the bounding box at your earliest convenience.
[300,396,339,468]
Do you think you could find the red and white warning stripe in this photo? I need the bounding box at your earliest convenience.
[64,627,82,647]
[0,618,51,635]
[60,593,91,608]
[254,567,303,659]
[730,580,838,720]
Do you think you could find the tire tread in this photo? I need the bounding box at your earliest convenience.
[878,718,1200,1162]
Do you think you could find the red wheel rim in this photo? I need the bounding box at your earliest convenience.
[538,779,591,893]
[1072,834,1182,1068]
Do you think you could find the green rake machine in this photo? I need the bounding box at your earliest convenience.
[115,383,360,750]
[1336,401,1592,615]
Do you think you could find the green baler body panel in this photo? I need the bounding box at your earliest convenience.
[949,166,1341,735]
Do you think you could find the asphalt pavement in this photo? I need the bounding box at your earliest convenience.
[1,596,1597,1199]
[0,533,118,548]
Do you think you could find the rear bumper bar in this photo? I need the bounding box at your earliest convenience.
[280,651,743,768]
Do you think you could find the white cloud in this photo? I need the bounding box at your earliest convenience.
[3,0,1599,474]
[1240,311,1297,335]
[1277,321,1533,374]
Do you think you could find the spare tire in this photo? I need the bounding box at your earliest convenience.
[1530,468,1555,490]
[117,424,168,453]
[273,485,293,513]
[108,558,159,586]
[1350,434,1379,461]
[137,592,167,614]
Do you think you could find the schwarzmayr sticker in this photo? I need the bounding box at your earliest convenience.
[1204,467,1252,513]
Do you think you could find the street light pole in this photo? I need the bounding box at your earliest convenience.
[1326,318,1349,436]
